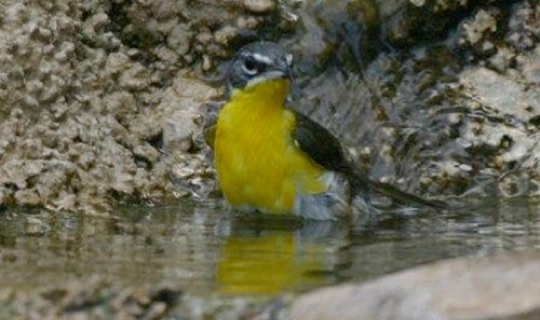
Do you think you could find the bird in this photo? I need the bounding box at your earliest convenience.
[211,41,444,220]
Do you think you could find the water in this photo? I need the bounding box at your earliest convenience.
[1,197,539,300]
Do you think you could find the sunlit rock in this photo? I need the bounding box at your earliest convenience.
[292,252,540,320]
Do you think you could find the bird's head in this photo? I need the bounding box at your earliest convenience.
[226,41,293,95]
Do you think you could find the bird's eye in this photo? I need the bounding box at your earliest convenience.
[242,55,263,75]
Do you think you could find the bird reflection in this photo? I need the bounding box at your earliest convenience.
[216,216,350,295]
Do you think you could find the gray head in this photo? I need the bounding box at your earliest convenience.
[227,41,293,93]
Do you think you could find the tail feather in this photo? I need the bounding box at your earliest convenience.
[348,171,449,210]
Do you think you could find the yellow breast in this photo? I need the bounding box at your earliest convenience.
[214,79,326,214]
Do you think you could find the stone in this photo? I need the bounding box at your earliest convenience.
[243,0,276,13]
[409,0,426,7]
[459,67,540,122]
[160,74,219,154]
[462,9,497,45]
[291,252,540,320]
[167,23,192,56]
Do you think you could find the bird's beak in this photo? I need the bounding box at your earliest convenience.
[246,68,291,88]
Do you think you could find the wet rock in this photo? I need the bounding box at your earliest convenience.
[461,9,498,45]
[285,0,380,72]
[518,45,540,85]
[244,0,276,13]
[376,0,470,46]
[287,0,540,200]
[33,279,182,319]
[291,252,540,320]
[460,67,540,122]
[0,275,287,320]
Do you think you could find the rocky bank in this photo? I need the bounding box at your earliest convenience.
[1,0,539,213]
[0,0,281,212]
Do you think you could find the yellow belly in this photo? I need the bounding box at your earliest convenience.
[214,79,326,214]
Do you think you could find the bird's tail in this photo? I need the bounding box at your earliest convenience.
[348,170,449,210]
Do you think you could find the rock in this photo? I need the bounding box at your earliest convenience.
[243,0,276,13]
[14,189,40,206]
[518,45,540,85]
[461,9,498,45]
[157,74,219,198]
[160,74,218,154]
[0,0,538,211]
[291,252,540,320]
[167,23,192,56]
[0,0,292,212]
[460,67,540,122]
[376,0,470,46]
[214,25,238,46]
[409,0,426,7]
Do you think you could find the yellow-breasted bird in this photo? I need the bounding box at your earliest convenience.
[212,41,444,220]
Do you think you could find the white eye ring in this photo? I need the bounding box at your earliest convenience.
[242,56,259,75]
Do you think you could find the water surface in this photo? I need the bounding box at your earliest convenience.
[1,197,539,298]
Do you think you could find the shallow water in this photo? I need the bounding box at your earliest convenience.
[1,197,539,299]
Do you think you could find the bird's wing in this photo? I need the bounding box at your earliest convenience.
[292,111,448,209]
[202,101,224,150]
[292,110,351,173]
